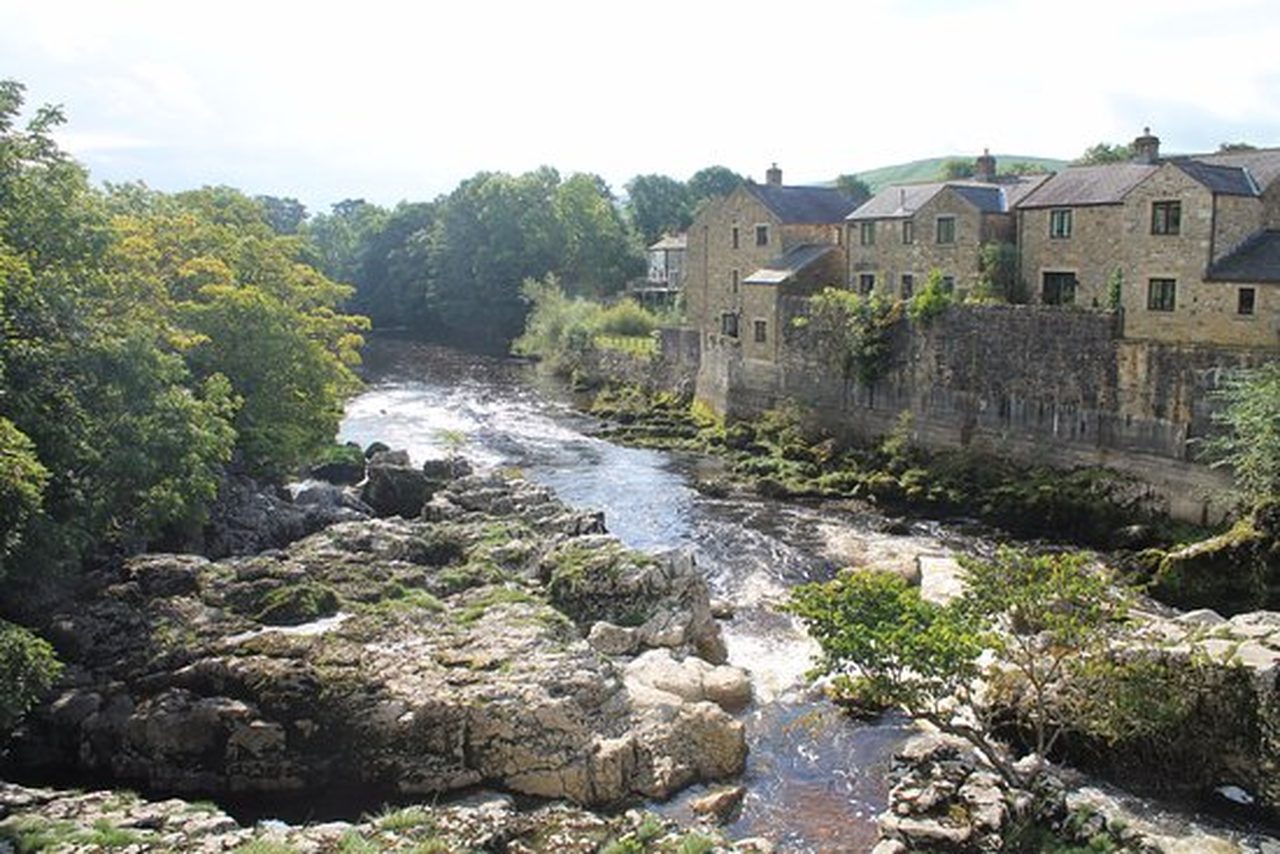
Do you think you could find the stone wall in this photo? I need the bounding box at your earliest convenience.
[691,302,1274,523]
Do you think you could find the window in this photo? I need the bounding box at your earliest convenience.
[1151,201,1181,235]
[902,219,915,244]
[1147,278,1176,311]
[901,273,915,298]
[941,275,955,294]
[732,227,740,249]
[860,221,876,246]
[1238,287,1256,316]
[1049,209,1072,239]
[755,224,769,246]
[720,312,739,337]
[1042,272,1077,306]
[858,273,876,295]
[731,269,738,293]
[936,216,956,244]
[753,320,768,343]
[833,227,842,246]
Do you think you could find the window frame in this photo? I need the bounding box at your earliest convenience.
[1237,286,1256,316]
[720,312,739,338]
[901,273,915,298]
[902,219,915,245]
[1049,208,1072,239]
[753,319,768,343]
[859,221,876,246]
[1146,278,1177,312]
[1042,271,1077,306]
[732,226,740,249]
[1151,201,1181,236]
[858,273,876,295]
[936,216,956,245]
[755,224,769,247]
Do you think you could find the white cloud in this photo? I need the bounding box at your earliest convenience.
[2,0,1279,207]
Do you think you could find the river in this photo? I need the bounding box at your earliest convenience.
[338,339,995,852]
[337,338,1273,852]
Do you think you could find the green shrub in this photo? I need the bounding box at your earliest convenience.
[0,620,62,733]
[907,270,955,324]
[597,299,657,337]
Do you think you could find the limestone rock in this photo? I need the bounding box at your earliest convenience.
[690,785,747,824]
[11,472,746,808]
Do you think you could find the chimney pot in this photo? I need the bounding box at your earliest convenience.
[1132,128,1161,165]
[975,149,997,183]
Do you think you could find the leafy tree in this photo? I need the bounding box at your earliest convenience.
[835,174,872,200]
[786,548,1133,787]
[305,198,388,287]
[553,173,643,298]
[941,159,975,179]
[796,288,901,385]
[428,168,564,347]
[1002,161,1052,175]
[1200,362,1280,508]
[348,200,437,328]
[0,417,47,574]
[973,243,1020,303]
[1076,142,1133,165]
[0,619,61,733]
[1219,142,1257,153]
[0,81,241,575]
[687,165,744,203]
[625,174,691,244]
[255,195,307,235]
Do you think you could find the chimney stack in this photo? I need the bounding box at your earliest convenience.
[766,162,782,186]
[975,148,997,183]
[1132,127,1160,165]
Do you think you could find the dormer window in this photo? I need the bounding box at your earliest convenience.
[1151,201,1181,235]
[1049,209,1072,239]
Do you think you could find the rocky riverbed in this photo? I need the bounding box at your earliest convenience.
[4,456,751,820]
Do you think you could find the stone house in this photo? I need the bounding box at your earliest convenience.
[846,153,1048,299]
[1017,131,1280,347]
[630,233,686,308]
[684,164,863,364]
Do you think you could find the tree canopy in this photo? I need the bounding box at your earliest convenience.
[0,80,367,584]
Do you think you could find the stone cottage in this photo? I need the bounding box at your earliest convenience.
[845,152,1048,300]
[1017,130,1280,347]
[683,164,864,365]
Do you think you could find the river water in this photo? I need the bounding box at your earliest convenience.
[338,339,993,852]
[337,338,1272,852]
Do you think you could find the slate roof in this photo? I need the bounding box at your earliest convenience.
[1192,148,1280,190]
[848,176,1044,221]
[746,184,862,224]
[1207,231,1280,283]
[1016,163,1159,208]
[648,234,687,251]
[743,244,838,285]
[1172,160,1259,196]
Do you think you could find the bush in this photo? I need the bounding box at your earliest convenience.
[597,299,657,337]
[907,269,955,324]
[0,619,62,733]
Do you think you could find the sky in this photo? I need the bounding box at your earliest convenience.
[3,0,1280,213]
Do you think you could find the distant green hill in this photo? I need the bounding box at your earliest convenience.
[849,155,1067,193]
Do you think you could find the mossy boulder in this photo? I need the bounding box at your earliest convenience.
[1151,503,1280,615]
[255,582,340,626]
